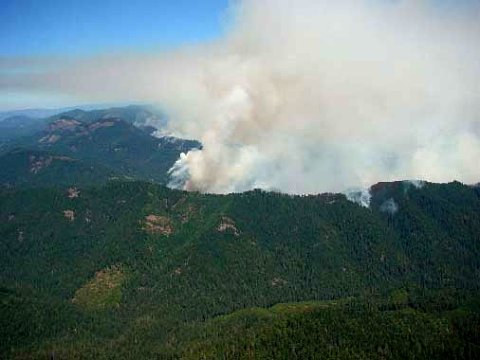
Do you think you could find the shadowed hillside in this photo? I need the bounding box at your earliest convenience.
[0,106,200,187]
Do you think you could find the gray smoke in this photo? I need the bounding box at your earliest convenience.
[2,0,480,194]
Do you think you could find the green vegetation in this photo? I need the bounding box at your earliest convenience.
[0,180,479,358]
[72,265,126,311]
[0,106,200,187]
[0,149,119,188]
[179,298,480,359]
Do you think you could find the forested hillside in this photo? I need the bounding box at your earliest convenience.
[1,180,479,358]
[0,106,200,187]
[0,149,120,188]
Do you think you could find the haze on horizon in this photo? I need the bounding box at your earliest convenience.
[1,0,480,195]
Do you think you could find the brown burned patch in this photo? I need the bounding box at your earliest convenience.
[63,210,75,221]
[67,187,80,199]
[217,216,240,236]
[29,155,75,174]
[271,277,288,287]
[38,134,61,144]
[143,215,174,236]
[48,119,82,132]
[29,155,52,173]
[88,120,116,131]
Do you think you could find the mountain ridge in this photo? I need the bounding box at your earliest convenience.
[0,106,200,188]
[1,178,479,358]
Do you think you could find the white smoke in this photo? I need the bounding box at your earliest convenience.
[345,188,372,208]
[2,0,480,194]
[164,0,480,193]
[380,198,400,215]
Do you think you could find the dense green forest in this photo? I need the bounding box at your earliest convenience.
[1,180,479,358]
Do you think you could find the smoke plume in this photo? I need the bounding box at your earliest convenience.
[2,0,480,193]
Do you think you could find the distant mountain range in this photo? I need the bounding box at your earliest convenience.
[0,103,129,121]
[0,115,49,143]
[0,105,200,187]
[0,108,69,121]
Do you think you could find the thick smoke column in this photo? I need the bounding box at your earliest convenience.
[166,0,480,193]
[3,0,480,194]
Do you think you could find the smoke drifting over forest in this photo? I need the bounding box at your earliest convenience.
[3,0,480,193]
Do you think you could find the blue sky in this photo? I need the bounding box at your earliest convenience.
[0,0,478,111]
[0,0,230,57]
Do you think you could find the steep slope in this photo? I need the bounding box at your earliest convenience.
[370,181,480,289]
[0,180,479,358]
[46,104,167,132]
[0,105,162,144]
[33,117,199,183]
[0,149,119,188]
[1,116,200,187]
